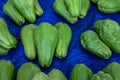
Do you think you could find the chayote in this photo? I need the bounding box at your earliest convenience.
[34,22,58,67]
[94,19,120,53]
[48,69,67,80]
[80,30,111,59]
[17,62,41,80]
[21,24,36,60]
[53,0,78,24]
[97,0,120,13]
[90,71,113,80]
[0,60,15,80]
[103,62,120,80]
[70,64,93,80]
[55,22,72,58]
[3,0,25,25]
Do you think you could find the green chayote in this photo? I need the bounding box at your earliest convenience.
[0,60,15,80]
[70,64,93,80]
[17,62,41,80]
[90,71,113,80]
[21,24,36,60]
[53,0,78,24]
[48,69,67,80]
[103,62,120,80]
[80,30,111,59]
[34,23,58,67]
[55,22,72,58]
[94,19,120,53]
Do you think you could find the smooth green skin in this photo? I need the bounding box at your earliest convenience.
[94,19,120,53]
[103,62,120,80]
[80,30,112,59]
[79,0,90,18]
[48,69,67,80]
[97,0,120,13]
[14,0,36,23]
[70,64,93,80]
[0,60,15,80]
[90,71,113,80]
[65,0,79,17]
[3,0,25,25]
[55,22,72,58]
[0,47,9,55]
[32,72,50,80]
[53,0,78,24]
[17,62,41,80]
[34,0,43,16]
[21,24,36,60]
[34,23,58,67]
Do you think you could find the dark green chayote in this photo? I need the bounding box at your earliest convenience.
[0,60,15,80]
[17,62,41,80]
[21,24,36,60]
[55,22,72,58]
[90,71,113,80]
[48,69,67,80]
[70,64,93,80]
[34,23,58,67]
[103,62,120,80]
[94,19,120,53]
[80,30,111,59]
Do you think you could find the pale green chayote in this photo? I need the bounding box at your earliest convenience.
[80,30,112,59]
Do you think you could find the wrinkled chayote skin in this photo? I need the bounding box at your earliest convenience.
[80,30,112,59]
[103,62,120,80]
[34,23,58,67]
[0,60,15,80]
[0,18,17,55]
[48,69,67,80]
[17,62,41,80]
[55,22,72,58]
[53,0,78,24]
[21,24,36,60]
[70,64,93,80]
[94,19,120,53]
[90,71,113,80]
[97,0,120,13]
[32,72,50,80]
[3,0,25,25]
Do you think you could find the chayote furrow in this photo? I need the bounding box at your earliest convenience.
[55,22,72,59]
[94,19,120,53]
[48,69,67,80]
[90,71,113,80]
[21,24,36,60]
[34,22,58,67]
[70,64,93,80]
[3,0,25,25]
[0,60,15,80]
[53,0,78,24]
[80,30,111,59]
[17,62,41,80]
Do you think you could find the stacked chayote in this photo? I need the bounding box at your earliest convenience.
[3,0,43,26]
[53,0,90,24]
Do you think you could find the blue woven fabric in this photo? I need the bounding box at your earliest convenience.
[0,0,120,79]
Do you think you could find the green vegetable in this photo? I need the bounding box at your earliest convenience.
[70,64,93,80]
[80,30,111,59]
[48,69,67,80]
[17,62,41,80]
[21,24,36,60]
[34,22,58,67]
[55,22,72,58]
[53,0,78,24]
[3,0,25,25]
[0,60,15,80]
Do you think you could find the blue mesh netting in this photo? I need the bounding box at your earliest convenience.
[0,0,120,79]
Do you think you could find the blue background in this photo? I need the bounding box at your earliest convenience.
[0,0,120,79]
